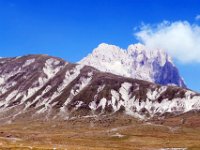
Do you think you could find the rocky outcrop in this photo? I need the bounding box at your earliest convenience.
[79,43,186,87]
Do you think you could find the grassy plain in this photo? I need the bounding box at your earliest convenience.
[0,114,199,150]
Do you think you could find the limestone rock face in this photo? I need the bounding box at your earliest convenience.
[79,43,186,88]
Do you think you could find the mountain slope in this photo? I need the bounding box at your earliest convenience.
[79,43,186,87]
[0,55,199,123]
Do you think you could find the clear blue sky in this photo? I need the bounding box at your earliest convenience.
[0,0,200,92]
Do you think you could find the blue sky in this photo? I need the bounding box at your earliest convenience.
[0,0,200,92]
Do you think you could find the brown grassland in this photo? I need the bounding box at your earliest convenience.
[0,113,199,150]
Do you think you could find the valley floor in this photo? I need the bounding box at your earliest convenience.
[0,114,199,150]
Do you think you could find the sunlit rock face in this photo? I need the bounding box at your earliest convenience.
[79,43,186,88]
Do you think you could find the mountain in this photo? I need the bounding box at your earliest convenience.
[79,43,186,88]
[0,55,199,123]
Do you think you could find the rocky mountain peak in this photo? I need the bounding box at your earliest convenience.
[79,43,186,88]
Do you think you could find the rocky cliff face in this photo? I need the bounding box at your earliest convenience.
[79,43,186,88]
[0,55,198,122]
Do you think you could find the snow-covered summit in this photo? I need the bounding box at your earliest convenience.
[79,43,186,88]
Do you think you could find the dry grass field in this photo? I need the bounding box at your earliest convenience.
[0,114,199,150]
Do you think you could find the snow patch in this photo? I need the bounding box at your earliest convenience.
[43,58,63,79]
[22,59,35,67]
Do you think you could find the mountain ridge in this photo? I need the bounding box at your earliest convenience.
[0,54,199,123]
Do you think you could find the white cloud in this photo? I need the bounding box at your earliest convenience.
[195,15,200,21]
[135,21,200,63]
